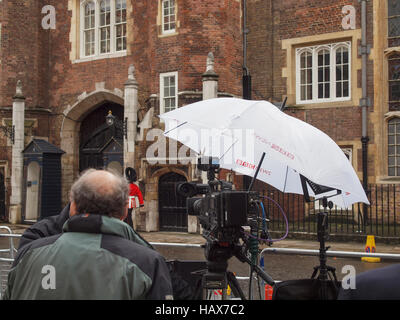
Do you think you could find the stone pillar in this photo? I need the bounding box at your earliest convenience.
[202,52,219,100]
[124,65,141,229]
[9,81,25,224]
[124,64,138,169]
[187,53,220,233]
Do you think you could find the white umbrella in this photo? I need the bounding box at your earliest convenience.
[160,98,370,208]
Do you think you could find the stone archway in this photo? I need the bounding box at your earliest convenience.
[60,90,124,204]
[144,167,189,232]
[158,172,188,232]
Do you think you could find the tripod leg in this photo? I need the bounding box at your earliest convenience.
[227,272,246,300]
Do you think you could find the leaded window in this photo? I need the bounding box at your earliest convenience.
[388,0,400,47]
[389,53,400,111]
[388,117,400,176]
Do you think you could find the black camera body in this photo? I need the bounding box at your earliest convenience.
[177,157,259,244]
[186,190,249,228]
[175,157,277,295]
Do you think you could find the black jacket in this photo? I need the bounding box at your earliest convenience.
[17,204,152,256]
[6,214,173,300]
[338,264,400,300]
[17,204,194,300]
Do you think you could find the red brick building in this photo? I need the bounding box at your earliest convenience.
[2,0,399,232]
[246,0,370,180]
[0,0,243,231]
[245,0,400,223]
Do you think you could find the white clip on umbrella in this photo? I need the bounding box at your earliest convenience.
[160,98,369,208]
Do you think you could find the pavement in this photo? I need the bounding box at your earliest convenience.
[2,223,400,254]
[140,232,400,254]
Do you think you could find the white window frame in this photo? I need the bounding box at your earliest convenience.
[296,42,351,104]
[159,72,178,115]
[80,0,126,59]
[161,0,176,34]
[99,0,112,54]
[341,147,353,164]
[115,0,127,52]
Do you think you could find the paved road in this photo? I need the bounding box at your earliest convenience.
[1,232,399,300]
[152,243,396,299]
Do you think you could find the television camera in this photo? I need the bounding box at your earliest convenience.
[176,156,275,299]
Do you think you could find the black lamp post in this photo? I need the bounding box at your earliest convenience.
[106,110,127,139]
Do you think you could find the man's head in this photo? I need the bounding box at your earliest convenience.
[69,169,129,220]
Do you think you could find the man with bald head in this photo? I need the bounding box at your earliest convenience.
[3,169,173,300]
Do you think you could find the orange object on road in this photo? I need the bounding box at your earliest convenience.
[265,284,274,300]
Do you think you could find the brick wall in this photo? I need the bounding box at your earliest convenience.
[0,0,49,108]
[247,0,375,179]
[0,0,243,149]
[0,0,243,221]
[247,0,374,100]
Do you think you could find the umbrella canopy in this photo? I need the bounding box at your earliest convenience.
[160,98,369,208]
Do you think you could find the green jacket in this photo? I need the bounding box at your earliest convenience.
[3,214,173,300]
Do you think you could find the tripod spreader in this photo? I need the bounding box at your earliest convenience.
[235,249,275,286]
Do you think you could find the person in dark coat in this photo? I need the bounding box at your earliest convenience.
[5,169,173,300]
[338,264,400,300]
[16,178,194,300]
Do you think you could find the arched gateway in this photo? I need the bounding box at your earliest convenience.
[60,90,124,203]
[79,102,124,172]
[158,172,188,232]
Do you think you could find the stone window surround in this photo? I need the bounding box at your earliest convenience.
[157,0,179,38]
[161,0,176,35]
[295,41,352,105]
[282,29,362,109]
[380,49,400,182]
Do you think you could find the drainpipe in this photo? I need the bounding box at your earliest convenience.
[243,0,251,100]
[359,0,370,226]
[242,0,252,192]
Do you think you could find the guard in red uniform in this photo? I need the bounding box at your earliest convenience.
[124,167,144,229]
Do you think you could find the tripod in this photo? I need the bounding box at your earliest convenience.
[193,240,275,300]
[310,197,339,300]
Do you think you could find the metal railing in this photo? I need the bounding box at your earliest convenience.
[0,227,19,299]
[261,183,400,238]
[2,237,400,300]
[261,247,400,261]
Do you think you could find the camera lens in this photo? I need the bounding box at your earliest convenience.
[177,182,197,197]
